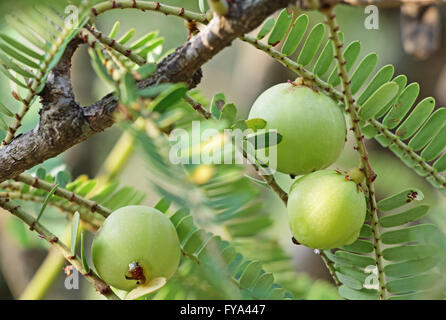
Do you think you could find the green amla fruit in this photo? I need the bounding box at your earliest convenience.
[287,170,367,249]
[91,205,181,291]
[248,83,346,175]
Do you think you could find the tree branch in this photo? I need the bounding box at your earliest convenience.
[0,0,295,183]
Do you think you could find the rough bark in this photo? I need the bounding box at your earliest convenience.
[0,0,295,183]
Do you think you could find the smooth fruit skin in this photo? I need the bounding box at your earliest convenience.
[248,83,346,175]
[287,170,367,249]
[91,206,181,291]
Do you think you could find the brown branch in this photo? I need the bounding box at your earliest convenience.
[0,0,295,183]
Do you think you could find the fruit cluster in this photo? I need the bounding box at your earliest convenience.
[249,81,366,249]
[91,81,367,295]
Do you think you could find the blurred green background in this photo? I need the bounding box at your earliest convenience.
[0,0,445,299]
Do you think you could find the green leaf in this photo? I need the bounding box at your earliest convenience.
[137,38,165,58]
[0,64,27,88]
[71,212,80,257]
[267,9,292,46]
[198,0,209,13]
[328,41,361,86]
[350,53,378,95]
[36,167,46,180]
[335,272,363,290]
[120,73,138,105]
[0,52,36,79]
[136,63,157,79]
[183,229,211,255]
[176,216,196,243]
[239,261,262,288]
[130,31,159,50]
[56,171,70,189]
[338,285,379,300]
[377,188,424,212]
[88,49,115,86]
[396,97,436,140]
[281,14,309,56]
[245,131,282,149]
[138,83,173,99]
[359,82,400,120]
[210,93,226,120]
[221,103,237,125]
[5,15,47,51]
[313,39,334,77]
[0,34,44,60]
[118,28,135,44]
[420,125,446,162]
[257,17,275,40]
[335,251,376,268]
[0,116,8,131]
[384,257,438,278]
[382,82,420,129]
[226,216,273,237]
[170,208,190,227]
[108,21,120,38]
[386,273,438,294]
[0,43,41,69]
[154,197,171,213]
[35,184,59,224]
[357,64,394,105]
[409,108,446,151]
[379,205,430,228]
[382,244,439,261]
[297,23,325,66]
[341,239,374,254]
[374,74,407,119]
[381,224,437,245]
[245,118,267,131]
[151,83,188,113]
[0,102,14,117]
[359,224,372,237]
[80,231,90,273]
[433,152,446,172]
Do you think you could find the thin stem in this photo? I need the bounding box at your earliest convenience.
[319,251,341,287]
[14,173,112,218]
[81,24,147,66]
[323,6,386,299]
[183,94,288,205]
[0,192,102,231]
[369,119,446,188]
[184,93,212,119]
[0,198,119,300]
[89,1,209,24]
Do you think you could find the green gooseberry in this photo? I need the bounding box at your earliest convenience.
[287,170,367,250]
[248,82,346,175]
[91,205,181,291]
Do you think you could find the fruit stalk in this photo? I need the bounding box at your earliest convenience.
[323,6,386,299]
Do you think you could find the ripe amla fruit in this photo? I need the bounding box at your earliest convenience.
[91,205,181,291]
[248,83,346,175]
[287,170,367,249]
